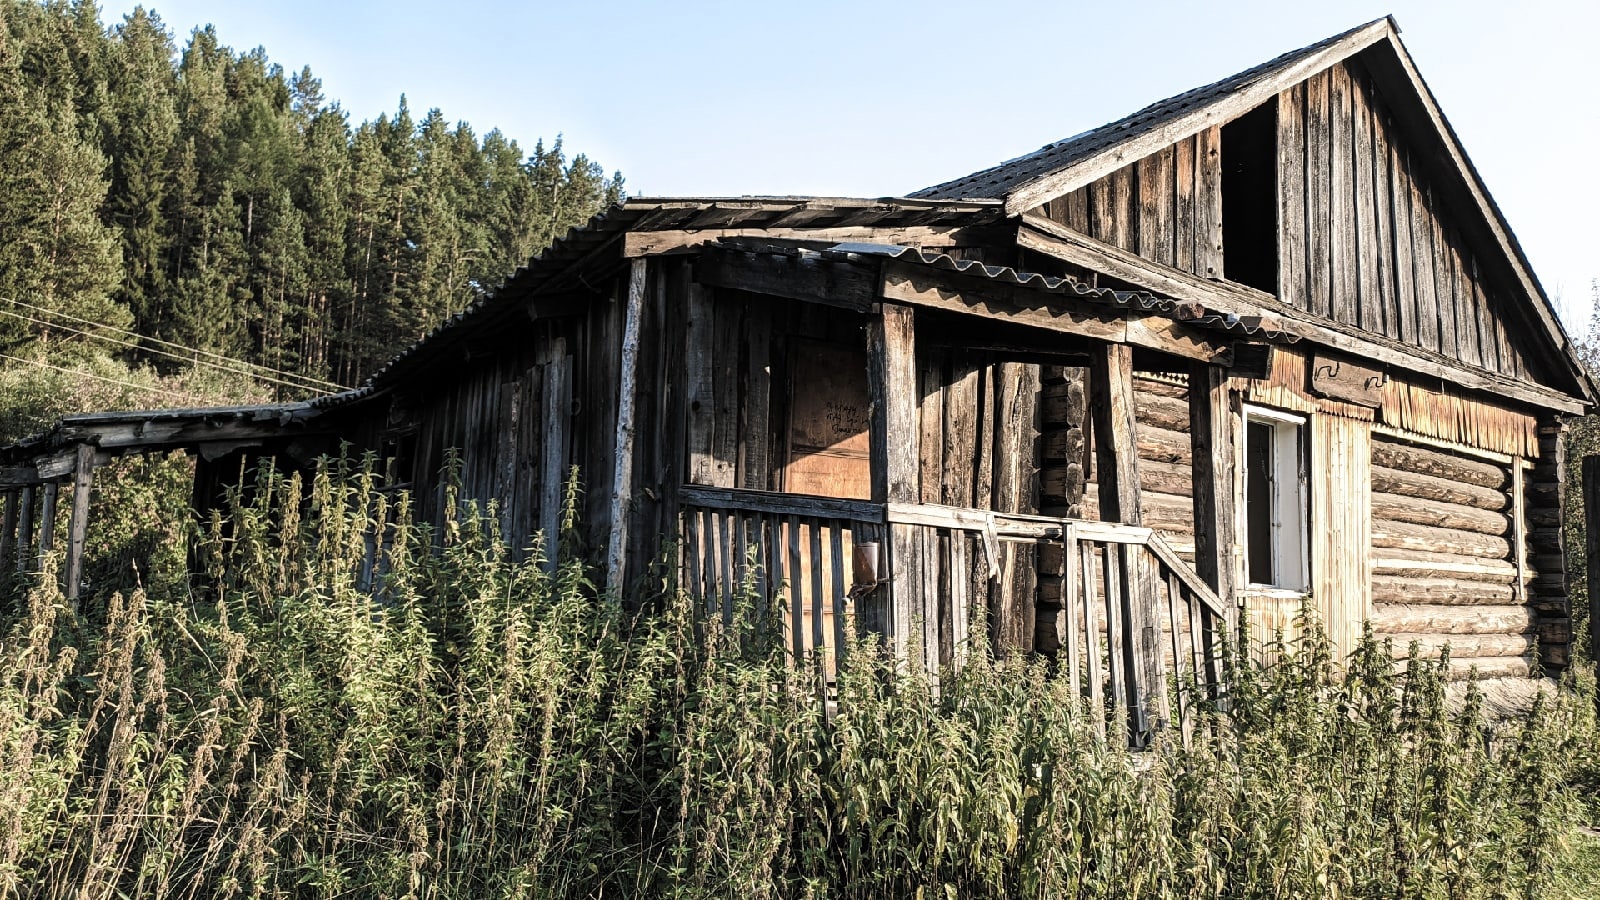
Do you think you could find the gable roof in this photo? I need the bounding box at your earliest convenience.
[913,17,1593,405]
[910,17,1394,211]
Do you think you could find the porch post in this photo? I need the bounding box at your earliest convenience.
[1188,363,1238,610]
[868,302,921,658]
[37,482,59,571]
[1089,344,1141,524]
[1189,362,1238,694]
[1090,343,1159,737]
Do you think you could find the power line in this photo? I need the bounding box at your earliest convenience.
[0,307,339,396]
[0,353,200,404]
[0,295,352,392]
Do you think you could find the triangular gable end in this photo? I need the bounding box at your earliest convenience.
[913,18,1592,405]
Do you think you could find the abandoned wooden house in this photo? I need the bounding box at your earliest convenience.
[1,18,1589,739]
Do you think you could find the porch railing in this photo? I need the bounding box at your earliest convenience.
[678,486,1230,746]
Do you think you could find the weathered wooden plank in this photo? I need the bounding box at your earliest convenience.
[1329,62,1358,326]
[942,356,980,508]
[1090,345,1142,525]
[1410,175,1441,352]
[1107,164,1136,252]
[1138,146,1177,267]
[693,249,876,312]
[1082,539,1102,714]
[538,343,571,566]
[1304,70,1333,319]
[37,482,59,573]
[1174,136,1198,275]
[1352,71,1381,334]
[1195,125,1225,281]
[605,259,649,593]
[1277,86,1307,309]
[739,301,773,491]
[919,354,946,505]
[1370,99,1399,342]
[684,281,717,486]
[710,291,742,490]
[1388,136,1418,346]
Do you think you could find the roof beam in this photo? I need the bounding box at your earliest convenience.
[1018,215,1587,414]
[623,224,1009,257]
[692,247,878,311]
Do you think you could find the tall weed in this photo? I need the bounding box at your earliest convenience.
[0,458,1584,898]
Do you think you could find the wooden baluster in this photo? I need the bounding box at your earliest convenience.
[1104,542,1126,739]
[830,522,847,677]
[0,490,16,571]
[719,510,735,626]
[810,519,825,669]
[1168,569,1191,748]
[1083,540,1103,735]
[14,486,33,574]
[1060,522,1080,697]
[788,515,805,660]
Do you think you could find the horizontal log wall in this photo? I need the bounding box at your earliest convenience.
[1369,432,1539,676]
[1079,373,1196,550]
[1034,128,1224,282]
[1277,59,1539,383]
[1527,425,1569,672]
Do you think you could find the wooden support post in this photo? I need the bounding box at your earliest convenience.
[37,482,59,572]
[1090,343,1154,740]
[15,486,33,573]
[1189,363,1237,695]
[1089,344,1142,524]
[869,302,921,656]
[64,444,95,605]
[1584,455,1600,712]
[606,258,649,595]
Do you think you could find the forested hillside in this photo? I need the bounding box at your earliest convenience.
[0,0,623,404]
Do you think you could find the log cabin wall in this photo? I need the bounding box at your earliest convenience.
[1275,57,1543,383]
[1032,128,1225,282]
[1368,434,1535,677]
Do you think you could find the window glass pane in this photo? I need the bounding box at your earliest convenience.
[1245,419,1275,585]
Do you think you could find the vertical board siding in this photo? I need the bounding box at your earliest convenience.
[1035,129,1224,282]
[1312,413,1372,660]
[1274,60,1533,380]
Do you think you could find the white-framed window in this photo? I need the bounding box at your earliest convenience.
[1242,405,1308,591]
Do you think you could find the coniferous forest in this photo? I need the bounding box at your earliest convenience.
[0,0,623,406]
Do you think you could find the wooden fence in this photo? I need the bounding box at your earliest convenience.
[679,486,1231,746]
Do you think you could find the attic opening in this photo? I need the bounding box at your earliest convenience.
[1221,101,1278,295]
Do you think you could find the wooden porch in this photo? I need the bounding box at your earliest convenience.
[679,484,1230,747]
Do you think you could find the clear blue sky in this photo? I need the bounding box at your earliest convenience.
[107,0,1600,332]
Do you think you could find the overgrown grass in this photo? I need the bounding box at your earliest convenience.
[0,458,1595,898]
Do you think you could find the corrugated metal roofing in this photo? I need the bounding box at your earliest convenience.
[712,238,1300,343]
[910,19,1387,202]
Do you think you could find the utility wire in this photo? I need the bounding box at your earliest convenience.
[0,352,199,404]
[0,295,352,391]
[0,307,337,396]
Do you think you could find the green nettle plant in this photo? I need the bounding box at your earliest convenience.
[0,456,1589,898]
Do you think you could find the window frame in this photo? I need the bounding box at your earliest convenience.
[1240,404,1309,593]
